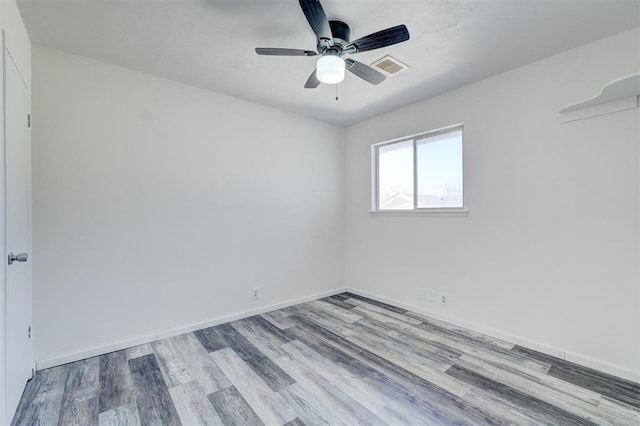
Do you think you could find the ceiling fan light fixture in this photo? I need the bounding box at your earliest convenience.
[316,55,345,84]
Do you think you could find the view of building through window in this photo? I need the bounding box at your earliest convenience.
[376,127,463,210]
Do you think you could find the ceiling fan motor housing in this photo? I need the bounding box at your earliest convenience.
[322,20,351,53]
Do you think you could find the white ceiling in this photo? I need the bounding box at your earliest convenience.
[18,0,640,126]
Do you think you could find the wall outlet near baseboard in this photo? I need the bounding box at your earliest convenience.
[252,287,259,300]
[439,293,448,306]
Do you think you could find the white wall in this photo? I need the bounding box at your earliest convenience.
[345,28,640,380]
[31,46,345,365]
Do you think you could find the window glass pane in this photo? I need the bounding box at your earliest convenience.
[378,140,414,210]
[416,130,463,208]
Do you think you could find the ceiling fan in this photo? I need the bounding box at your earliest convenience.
[255,0,410,88]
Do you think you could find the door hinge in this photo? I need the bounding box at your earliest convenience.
[28,325,31,339]
[27,113,31,128]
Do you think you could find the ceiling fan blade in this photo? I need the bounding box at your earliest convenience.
[345,59,386,85]
[298,0,332,43]
[255,48,317,56]
[304,69,321,88]
[346,24,410,53]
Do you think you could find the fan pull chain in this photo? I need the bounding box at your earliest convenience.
[335,84,339,101]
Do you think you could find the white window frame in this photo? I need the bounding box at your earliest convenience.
[371,124,468,215]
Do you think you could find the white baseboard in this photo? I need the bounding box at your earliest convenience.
[36,287,346,370]
[565,352,640,382]
[36,286,639,384]
[346,288,640,384]
[155,287,346,340]
[36,333,158,370]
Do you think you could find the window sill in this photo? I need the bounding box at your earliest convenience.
[369,208,469,217]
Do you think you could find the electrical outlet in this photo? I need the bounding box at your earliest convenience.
[252,288,259,300]
[427,290,438,303]
[439,293,448,306]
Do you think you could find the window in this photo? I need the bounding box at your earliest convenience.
[373,125,464,211]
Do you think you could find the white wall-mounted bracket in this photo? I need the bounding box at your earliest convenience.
[559,73,640,123]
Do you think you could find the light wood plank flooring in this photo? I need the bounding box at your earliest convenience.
[12,293,640,425]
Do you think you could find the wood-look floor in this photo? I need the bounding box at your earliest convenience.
[12,293,640,425]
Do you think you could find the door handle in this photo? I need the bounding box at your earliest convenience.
[8,252,28,265]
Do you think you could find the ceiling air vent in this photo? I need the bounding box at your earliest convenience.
[371,55,409,77]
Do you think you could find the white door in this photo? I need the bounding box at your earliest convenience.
[4,43,32,421]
